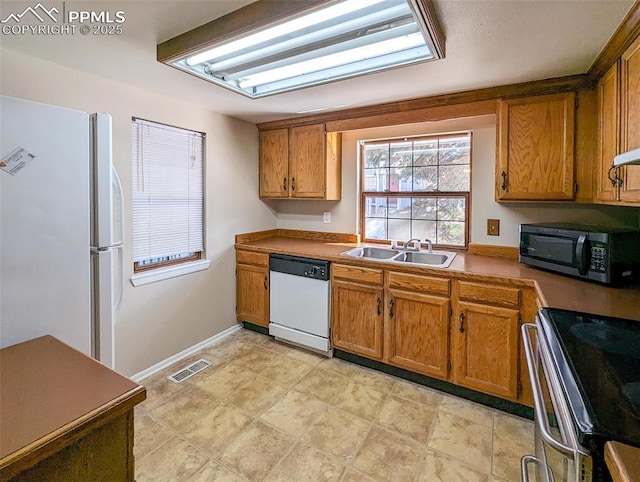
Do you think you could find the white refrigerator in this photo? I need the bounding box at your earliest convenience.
[0,95,123,368]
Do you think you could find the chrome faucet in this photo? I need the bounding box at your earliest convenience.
[423,238,433,253]
[402,238,421,251]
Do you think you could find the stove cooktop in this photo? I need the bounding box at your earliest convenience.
[539,308,640,448]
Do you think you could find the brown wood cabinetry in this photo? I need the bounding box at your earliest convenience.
[384,272,451,380]
[453,281,521,401]
[331,264,384,360]
[259,129,289,198]
[330,263,530,404]
[620,34,640,203]
[259,124,342,200]
[596,35,640,205]
[236,249,269,327]
[496,92,575,201]
[597,63,621,203]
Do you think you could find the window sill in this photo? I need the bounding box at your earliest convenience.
[130,259,210,287]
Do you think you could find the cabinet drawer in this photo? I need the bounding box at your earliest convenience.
[458,281,520,309]
[236,250,269,267]
[387,271,450,297]
[332,264,383,285]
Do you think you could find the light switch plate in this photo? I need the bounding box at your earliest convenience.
[487,219,500,236]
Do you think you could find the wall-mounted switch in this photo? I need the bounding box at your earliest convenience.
[487,219,500,236]
[323,212,331,224]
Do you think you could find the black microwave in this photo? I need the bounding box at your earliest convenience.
[519,223,640,285]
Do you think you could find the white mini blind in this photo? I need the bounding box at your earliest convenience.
[132,118,204,264]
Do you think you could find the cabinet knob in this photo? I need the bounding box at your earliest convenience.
[459,312,465,333]
[501,171,508,191]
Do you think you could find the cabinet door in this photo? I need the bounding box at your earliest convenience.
[331,279,384,360]
[596,63,621,203]
[289,124,326,198]
[453,302,520,401]
[496,92,575,201]
[236,264,269,327]
[259,129,289,198]
[620,35,640,203]
[384,288,450,380]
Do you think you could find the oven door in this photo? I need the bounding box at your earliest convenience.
[521,323,592,482]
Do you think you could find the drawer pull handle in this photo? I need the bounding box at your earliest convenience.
[389,298,395,318]
[264,276,268,290]
[459,312,465,333]
[283,177,288,191]
[501,171,508,191]
[376,297,382,316]
[291,177,296,191]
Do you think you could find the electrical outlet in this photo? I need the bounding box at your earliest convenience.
[487,219,500,236]
[323,212,331,224]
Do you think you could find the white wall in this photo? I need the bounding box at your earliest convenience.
[0,48,277,376]
[276,116,639,244]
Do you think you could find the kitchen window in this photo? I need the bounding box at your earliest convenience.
[360,132,471,247]
[131,118,207,283]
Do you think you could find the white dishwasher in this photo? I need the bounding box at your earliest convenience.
[269,254,331,355]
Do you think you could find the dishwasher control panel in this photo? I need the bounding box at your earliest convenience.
[269,254,330,281]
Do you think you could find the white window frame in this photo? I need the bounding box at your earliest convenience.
[130,118,209,286]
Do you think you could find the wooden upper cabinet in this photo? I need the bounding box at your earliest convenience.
[259,123,341,200]
[290,124,325,198]
[259,129,289,198]
[596,63,621,203]
[496,92,575,201]
[620,34,640,203]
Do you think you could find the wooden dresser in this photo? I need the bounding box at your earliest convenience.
[0,336,146,481]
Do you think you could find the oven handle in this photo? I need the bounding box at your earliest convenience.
[521,323,577,457]
[521,455,538,482]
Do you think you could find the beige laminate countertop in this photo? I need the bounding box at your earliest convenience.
[236,236,640,321]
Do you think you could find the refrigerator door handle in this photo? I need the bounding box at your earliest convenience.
[112,166,125,247]
[114,244,124,312]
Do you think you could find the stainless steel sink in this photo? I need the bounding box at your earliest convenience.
[341,246,400,259]
[340,245,456,268]
[393,251,456,268]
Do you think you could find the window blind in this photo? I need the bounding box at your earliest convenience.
[131,118,204,264]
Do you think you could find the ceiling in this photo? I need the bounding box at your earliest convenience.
[0,0,635,124]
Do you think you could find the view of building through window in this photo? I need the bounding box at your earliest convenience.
[361,133,471,247]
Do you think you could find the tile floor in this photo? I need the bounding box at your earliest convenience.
[135,328,534,482]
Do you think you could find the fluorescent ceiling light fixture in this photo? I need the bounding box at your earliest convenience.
[158,0,445,99]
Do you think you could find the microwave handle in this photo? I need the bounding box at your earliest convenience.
[575,234,589,275]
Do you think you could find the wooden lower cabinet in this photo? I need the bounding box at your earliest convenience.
[384,271,451,380]
[236,250,269,327]
[331,278,384,360]
[453,280,522,402]
[453,301,520,401]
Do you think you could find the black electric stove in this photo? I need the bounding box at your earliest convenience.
[538,308,640,479]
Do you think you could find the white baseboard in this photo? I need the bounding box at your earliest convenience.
[131,323,241,382]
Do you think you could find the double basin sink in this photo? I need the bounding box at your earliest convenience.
[340,246,456,268]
